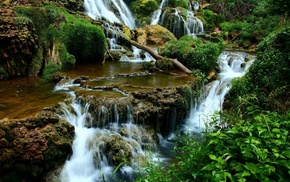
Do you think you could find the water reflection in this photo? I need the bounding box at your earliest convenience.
[0,77,66,119]
[0,62,194,119]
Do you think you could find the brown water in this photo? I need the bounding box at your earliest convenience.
[0,62,194,119]
[0,77,66,119]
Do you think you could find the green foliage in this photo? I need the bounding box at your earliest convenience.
[61,22,106,63]
[266,0,290,16]
[58,43,76,71]
[168,0,188,8]
[14,16,33,29]
[220,14,279,46]
[226,25,290,113]
[155,57,174,70]
[131,0,159,25]
[200,9,217,30]
[163,35,223,73]
[137,111,290,181]
[42,62,61,81]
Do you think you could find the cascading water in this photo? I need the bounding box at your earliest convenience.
[150,0,169,25]
[184,51,255,134]
[151,0,203,38]
[54,81,166,182]
[84,0,136,29]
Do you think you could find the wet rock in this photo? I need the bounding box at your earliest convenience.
[0,6,38,80]
[132,24,177,47]
[0,110,74,181]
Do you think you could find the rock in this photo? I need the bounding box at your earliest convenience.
[133,24,177,47]
[0,6,38,80]
[0,110,74,181]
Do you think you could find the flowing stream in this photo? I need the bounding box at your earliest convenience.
[54,79,170,182]
[51,1,256,181]
[53,51,255,181]
[184,51,255,134]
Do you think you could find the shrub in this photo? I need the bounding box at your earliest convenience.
[155,57,174,70]
[226,25,290,113]
[163,35,223,73]
[137,111,290,181]
[201,9,217,30]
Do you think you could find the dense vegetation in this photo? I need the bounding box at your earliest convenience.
[162,35,224,73]
[136,0,290,181]
[14,4,106,81]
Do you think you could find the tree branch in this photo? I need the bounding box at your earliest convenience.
[129,40,192,74]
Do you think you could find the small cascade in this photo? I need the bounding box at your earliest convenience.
[151,1,203,38]
[182,11,204,37]
[102,22,125,50]
[150,0,169,25]
[84,0,136,29]
[55,84,163,181]
[184,51,255,134]
[120,46,156,63]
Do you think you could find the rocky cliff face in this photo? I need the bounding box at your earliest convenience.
[0,108,74,181]
[0,6,38,80]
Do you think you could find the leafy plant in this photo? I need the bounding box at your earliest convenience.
[163,35,223,73]
[226,25,290,113]
[136,110,290,181]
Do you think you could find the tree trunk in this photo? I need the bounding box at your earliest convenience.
[129,40,192,74]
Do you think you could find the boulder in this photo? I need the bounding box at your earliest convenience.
[0,6,38,80]
[132,24,177,47]
[0,109,74,181]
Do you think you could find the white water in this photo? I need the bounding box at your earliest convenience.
[120,46,156,63]
[184,51,255,133]
[151,0,203,37]
[150,0,169,25]
[54,81,166,181]
[84,0,136,29]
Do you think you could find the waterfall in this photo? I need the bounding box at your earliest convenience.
[84,0,136,29]
[151,1,203,38]
[54,81,164,181]
[184,51,255,134]
[150,0,169,25]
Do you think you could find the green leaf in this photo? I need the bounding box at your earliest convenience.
[242,170,251,177]
[272,128,281,133]
[202,163,216,171]
[243,162,258,174]
[282,150,290,158]
[209,154,217,160]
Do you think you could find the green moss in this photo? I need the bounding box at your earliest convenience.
[168,0,188,8]
[61,22,106,63]
[58,43,76,70]
[132,0,159,25]
[42,62,61,81]
[14,3,106,79]
[29,47,44,76]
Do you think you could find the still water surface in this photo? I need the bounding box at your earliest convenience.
[0,62,194,119]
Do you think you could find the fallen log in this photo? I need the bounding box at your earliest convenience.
[129,40,192,74]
